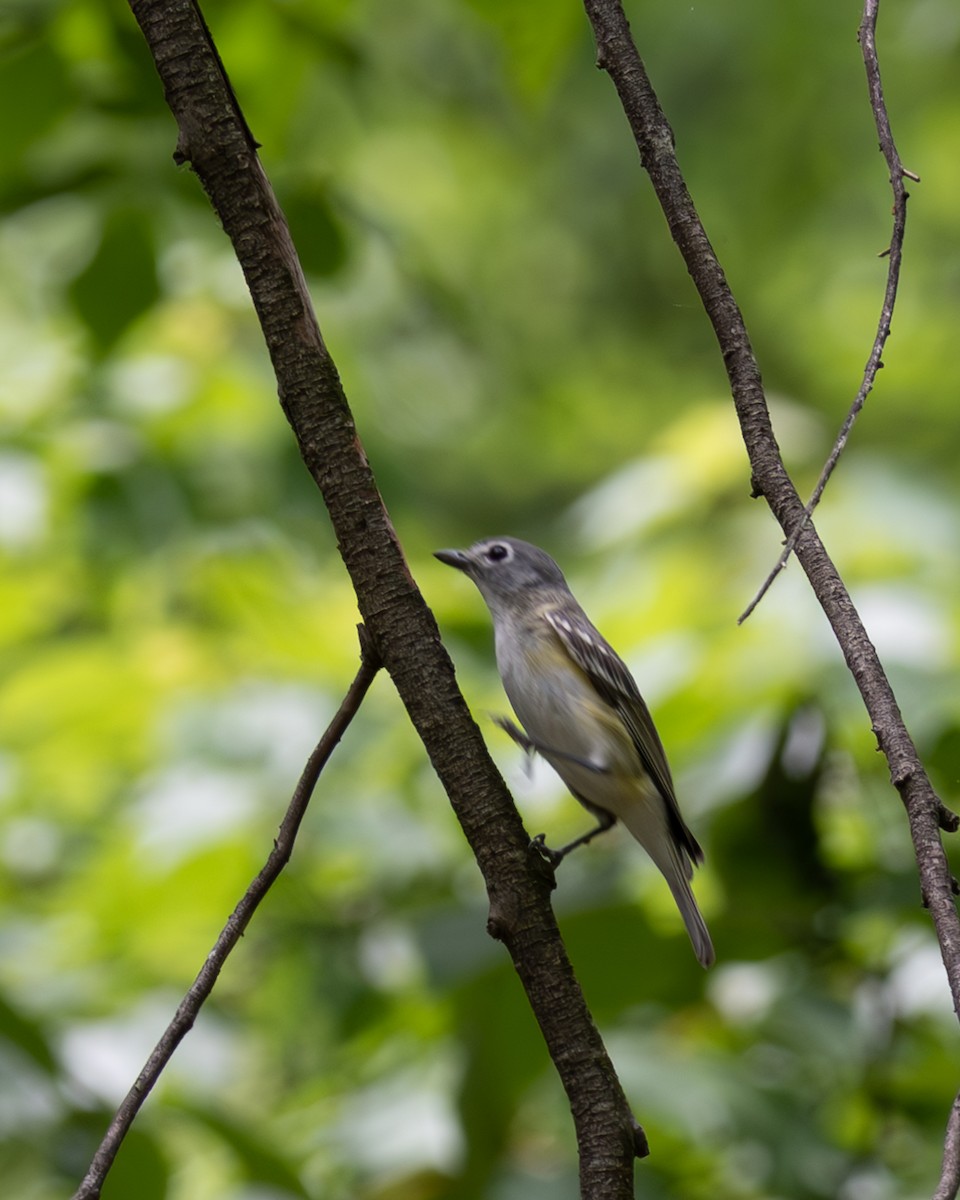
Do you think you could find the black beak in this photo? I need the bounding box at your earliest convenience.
[434,548,470,571]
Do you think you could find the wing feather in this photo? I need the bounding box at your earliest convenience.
[544,606,703,866]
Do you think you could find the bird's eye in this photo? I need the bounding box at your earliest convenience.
[486,543,510,562]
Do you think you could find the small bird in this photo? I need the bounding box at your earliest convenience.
[435,536,714,968]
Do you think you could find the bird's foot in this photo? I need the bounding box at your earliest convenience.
[493,714,536,754]
[529,832,564,868]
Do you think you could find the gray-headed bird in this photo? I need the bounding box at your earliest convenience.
[435,536,714,968]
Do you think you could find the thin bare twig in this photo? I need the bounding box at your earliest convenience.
[933,1090,960,1200]
[739,0,918,623]
[72,629,381,1200]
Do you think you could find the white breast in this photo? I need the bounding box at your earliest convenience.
[495,622,641,813]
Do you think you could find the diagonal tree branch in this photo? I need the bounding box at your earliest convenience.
[934,1089,960,1200]
[72,627,382,1200]
[124,2,644,1197]
[739,0,919,622]
[580,0,960,1019]
[578,12,960,1181]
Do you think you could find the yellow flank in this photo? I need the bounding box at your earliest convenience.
[434,536,714,967]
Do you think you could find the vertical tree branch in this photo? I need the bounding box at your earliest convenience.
[126,2,642,1196]
[580,0,960,1017]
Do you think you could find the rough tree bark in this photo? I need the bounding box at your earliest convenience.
[77,2,960,1198]
[118,2,644,1199]
[580,0,960,1029]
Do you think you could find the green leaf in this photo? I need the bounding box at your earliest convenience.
[177,1102,310,1196]
[69,207,159,353]
[0,989,58,1075]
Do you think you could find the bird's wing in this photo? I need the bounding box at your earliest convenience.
[544,605,703,866]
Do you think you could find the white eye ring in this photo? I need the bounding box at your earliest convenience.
[485,543,511,563]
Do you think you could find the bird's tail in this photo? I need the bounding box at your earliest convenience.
[620,805,715,968]
[663,864,715,969]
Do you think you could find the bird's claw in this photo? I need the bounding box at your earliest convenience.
[529,832,564,868]
[493,714,536,755]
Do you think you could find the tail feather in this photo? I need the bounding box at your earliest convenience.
[665,870,715,969]
[618,801,715,968]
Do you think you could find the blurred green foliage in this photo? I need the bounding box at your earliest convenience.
[2,1,959,1198]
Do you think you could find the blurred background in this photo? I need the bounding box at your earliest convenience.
[3,1,960,1197]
